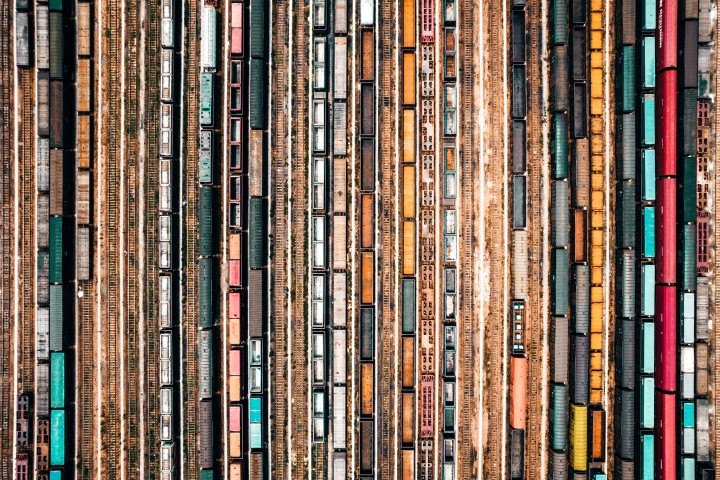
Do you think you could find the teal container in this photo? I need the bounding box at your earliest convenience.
[641,149,656,200]
[551,0,568,45]
[682,458,695,479]
[681,224,697,291]
[50,471,62,480]
[641,264,655,315]
[641,94,655,146]
[551,113,569,179]
[50,352,65,409]
[250,0,266,59]
[49,12,64,80]
[50,409,65,466]
[642,207,655,258]
[590,472,607,480]
[49,0,63,10]
[681,292,695,344]
[249,397,262,423]
[618,182,636,248]
[249,423,262,449]
[641,434,654,479]
[679,156,697,223]
[249,59,267,129]
[248,198,266,269]
[683,402,695,427]
[49,216,63,283]
[444,407,455,432]
[199,258,213,328]
[642,37,656,88]
[402,278,416,334]
[620,46,635,113]
[200,73,213,126]
[551,248,569,315]
[49,285,63,351]
[642,0,656,30]
[641,321,654,374]
[198,186,213,257]
[200,470,214,480]
[640,376,654,428]
[549,383,567,451]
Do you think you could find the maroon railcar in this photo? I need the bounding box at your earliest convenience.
[656,70,677,177]
[655,392,677,480]
[657,0,678,71]
[655,285,677,391]
[656,178,677,284]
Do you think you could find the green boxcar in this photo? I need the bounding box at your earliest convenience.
[49,284,63,351]
[444,407,455,432]
[198,186,213,257]
[49,0,63,10]
[641,94,655,146]
[641,264,655,316]
[249,59,266,129]
[681,91,698,156]
[642,206,655,258]
[549,383,567,451]
[49,216,63,283]
[641,434,654,479]
[552,113,569,180]
[250,0,266,59]
[641,149,656,200]
[641,321,654,374]
[49,12,64,79]
[641,36,656,89]
[552,248,569,315]
[200,73,213,126]
[200,470,214,480]
[642,0,656,30]
[199,258,213,328]
[620,46,635,113]
[401,278,416,334]
[681,224,697,291]
[50,352,65,409]
[551,0,568,45]
[618,114,636,180]
[640,376,654,428]
[679,156,697,223]
[50,409,65,466]
[248,198,266,269]
[617,182,635,248]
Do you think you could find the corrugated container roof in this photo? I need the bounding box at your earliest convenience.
[641,264,655,315]
[641,94,655,145]
[571,334,589,404]
[640,376,654,428]
[617,181,636,247]
[50,352,65,409]
[618,251,635,318]
[49,285,63,351]
[550,450,568,479]
[512,230,528,299]
[641,149,655,200]
[199,330,212,399]
[551,180,569,247]
[248,270,264,337]
[618,319,635,388]
[641,321,654,373]
[199,401,213,468]
[201,6,217,69]
[619,47,635,113]
[513,175,527,229]
[551,248,569,315]
[198,186,213,257]
[616,389,634,459]
[249,59,266,129]
[642,0,656,29]
[573,139,590,208]
[572,264,589,333]
[248,198,266,269]
[679,156,697,223]
[551,316,569,384]
[50,409,65,466]
[49,11,64,80]
[642,36,656,88]
[402,279,416,334]
[642,206,656,258]
[250,0,266,59]
[641,434,654,477]
[550,383,567,451]
[569,404,588,471]
[551,113,569,179]
[551,0,568,44]
[619,114,636,179]
[681,224,697,290]
[199,258,213,328]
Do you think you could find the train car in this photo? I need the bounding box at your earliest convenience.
[443,84,457,136]
[160,104,173,157]
[312,99,327,153]
[200,73,214,127]
[314,38,327,91]
[36,5,50,69]
[160,333,173,385]
[199,401,213,469]
[160,387,172,441]
[511,301,526,354]
[249,397,263,450]
[161,0,174,48]
[160,49,174,103]
[15,11,29,67]
[230,3,244,57]
[313,0,327,29]
[199,130,212,184]
[229,61,243,115]
[509,356,528,430]
[159,160,172,212]
[160,443,174,479]
[199,330,213,399]
[201,5,217,71]
[229,405,243,457]
[312,215,326,270]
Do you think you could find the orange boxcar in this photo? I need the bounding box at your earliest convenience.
[509,356,528,430]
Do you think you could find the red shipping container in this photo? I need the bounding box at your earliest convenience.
[656,70,677,177]
[655,285,677,392]
[229,405,242,432]
[230,349,242,376]
[656,178,677,284]
[229,292,241,319]
[230,260,242,287]
[655,392,677,480]
[657,0,678,71]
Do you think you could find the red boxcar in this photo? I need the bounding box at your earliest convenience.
[509,356,528,430]
[656,178,677,284]
[230,260,242,287]
[656,70,677,177]
[231,4,243,57]
[655,392,677,479]
[229,292,241,319]
[655,285,677,392]
[229,405,242,432]
[657,0,678,71]
[229,349,242,376]
[420,375,434,438]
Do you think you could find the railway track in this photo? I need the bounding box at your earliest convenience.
[290,0,310,473]
[457,0,480,475]
[270,0,290,474]
[144,0,161,475]
[377,0,397,475]
[100,0,124,474]
[184,0,200,477]
[124,0,141,472]
[0,2,14,476]
[524,1,547,478]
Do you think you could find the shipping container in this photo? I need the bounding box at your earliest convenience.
[618,113,636,179]
[509,356,527,430]
[512,65,527,118]
[513,230,528,299]
[199,401,213,468]
[49,285,63,351]
[401,392,414,445]
[49,149,63,215]
[360,307,373,360]
[619,46,635,113]
[571,334,589,404]
[656,392,676,477]
[199,331,212,399]
[641,94,655,146]
[50,352,65,409]
[550,383,567,451]
[77,226,91,282]
[201,5,218,69]
[679,156,697,223]
[361,252,374,304]
[617,181,636,248]
[550,450,568,479]
[38,71,50,137]
[589,407,605,461]
[402,279,416,334]
[510,428,524,480]
[641,36,656,88]
[361,30,374,81]
[512,120,526,174]
[552,113,569,179]
[656,178,677,283]
[656,70,678,177]
[642,0,656,29]
[360,420,373,473]
[37,6,50,68]
[49,11,63,79]
[682,21,699,88]
[402,336,414,388]
[14,12,29,66]
[569,404,588,471]
[552,249,569,315]
[655,285,676,390]
[248,198,266,268]
[551,0,568,45]
[551,180,569,247]
[615,389,633,459]
[657,0,678,71]
[618,319,634,388]
[402,0,415,46]
[551,46,569,112]
[49,410,65,466]
[513,175,527,229]
[572,264,589,333]
[248,270,264,337]
[680,223,696,290]
[572,27,587,81]
[551,316,569,384]
[573,139,590,207]
[249,59,266,129]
